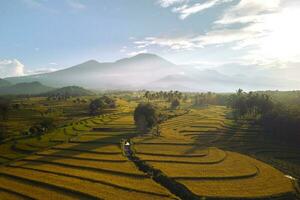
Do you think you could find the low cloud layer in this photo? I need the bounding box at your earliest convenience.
[0,59,25,78]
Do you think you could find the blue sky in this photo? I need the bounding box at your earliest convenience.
[0,0,300,78]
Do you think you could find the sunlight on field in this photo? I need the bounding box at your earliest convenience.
[0,99,297,199]
[133,105,296,199]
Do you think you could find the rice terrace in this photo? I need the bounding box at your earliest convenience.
[1,0,300,199]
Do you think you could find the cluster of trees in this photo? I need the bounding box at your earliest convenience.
[144,90,183,102]
[134,103,158,134]
[47,94,71,101]
[0,126,6,142]
[228,89,300,144]
[257,90,300,106]
[228,89,273,119]
[194,92,228,106]
[260,104,300,143]
[89,96,116,115]
[27,117,55,137]
[0,97,11,120]
[72,98,88,104]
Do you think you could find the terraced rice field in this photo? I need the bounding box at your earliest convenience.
[0,105,298,199]
[132,106,298,199]
[0,113,174,199]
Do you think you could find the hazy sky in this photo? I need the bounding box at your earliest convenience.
[0,0,300,78]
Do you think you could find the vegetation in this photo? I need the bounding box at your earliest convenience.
[0,97,11,120]
[228,89,300,144]
[170,99,180,109]
[45,86,94,99]
[134,103,158,134]
[144,90,183,102]
[89,96,116,115]
[0,78,11,88]
[0,81,54,95]
[0,90,298,199]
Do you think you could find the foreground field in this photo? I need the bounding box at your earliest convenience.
[0,112,174,199]
[133,106,298,199]
[0,101,298,199]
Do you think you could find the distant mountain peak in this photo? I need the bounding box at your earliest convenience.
[79,59,100,65]
[130,53,160,59]
[116,53,174,65]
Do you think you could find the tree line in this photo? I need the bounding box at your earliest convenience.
[227,89,300,144]
[193,92,228,106]
[144,90,184,102]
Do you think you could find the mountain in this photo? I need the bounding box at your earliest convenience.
[4,53,300,92]
[44,86,94,97]
[0,81,54,95]
[147,71,239,92]
[5,53,179,89]
[0,79,11,88]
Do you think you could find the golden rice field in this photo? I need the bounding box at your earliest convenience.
[0,113,175,199]
[132,106,298,199]
[0,101,298,199]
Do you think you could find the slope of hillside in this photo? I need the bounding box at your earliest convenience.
[0,78,11,88]
[0,81,54,95]
[44,86,94,96]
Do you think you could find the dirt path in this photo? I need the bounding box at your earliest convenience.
[122,140,199,200]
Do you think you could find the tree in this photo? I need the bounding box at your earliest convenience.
[134,103,158,134]
[0,126,6,142]
[89,96,116,115]
[100,96,116,108]
[144,91,150,101]
[40,117,55,131]
[89,99,106,115]
[0,98,11,120]
[171,99,180,109]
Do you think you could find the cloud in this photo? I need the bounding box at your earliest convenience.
[66,0,86,10]
[22,0,58,13]
[173,0,233,19]
[157,0,188,8]
[22,0,44,8]
[26,68,58,75]
[0,59,25,78]
[120,46,128,53]
[213,0,300,65]
[157,0,233,19]
[145,0,300,68]
[127,49,148,57]
[134,36,203,50]
[49,62,58,66]
[215,0,281,25]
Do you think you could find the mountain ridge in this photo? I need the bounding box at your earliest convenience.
[4,53,300,92]
[0,81,54,95]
